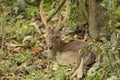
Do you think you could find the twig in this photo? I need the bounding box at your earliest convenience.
[78,0,88,21]
[0,5,6,55]
[47,0,66,22]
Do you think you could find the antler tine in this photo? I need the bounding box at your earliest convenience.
[40,0,51,48]
[61,0,70,25]
[56,0,70,31]
[40,0,49,32]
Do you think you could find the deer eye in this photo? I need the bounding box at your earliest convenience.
[48,45,53,49]
[56,36,59,39]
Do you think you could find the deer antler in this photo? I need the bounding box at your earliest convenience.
[40,0,49,33]
[61,0,70,25]
[40,0,69,32]
[40,0,52,48]
[56,0,70,32]
[40,0,46,26]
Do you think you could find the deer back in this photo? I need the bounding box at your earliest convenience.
[60,40,91,64]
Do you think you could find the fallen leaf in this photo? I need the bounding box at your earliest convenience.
[62,36,72,43]
[87,62,100,76]
[107,76,117,80]
[70,58,83,79]
[77,58,83,79]
[12,47,21,53]
[51,61,58,71]
[5,42,18,48]
[32,45,43,55]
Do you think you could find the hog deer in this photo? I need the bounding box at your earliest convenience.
[40,0,96,65]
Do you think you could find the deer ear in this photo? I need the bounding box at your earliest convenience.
[55,27,61,34]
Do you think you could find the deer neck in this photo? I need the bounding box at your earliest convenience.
[58,39,66,52]
[53,39,65,54]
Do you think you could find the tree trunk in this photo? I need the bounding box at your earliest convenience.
[88,0,99,41]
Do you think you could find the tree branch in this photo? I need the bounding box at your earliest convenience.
[47,0,66,22]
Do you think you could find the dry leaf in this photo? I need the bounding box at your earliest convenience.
[32,46,43,55]
[84,34,89,41]
[51,61,58,71]
[62,36,72,43]
[87,62,100,76]
[77,58,83,79]
[107,76,118,80]
[12,47,21,53]
[5,42,18,48]
[83,34,92,44]
[70,58,84,79]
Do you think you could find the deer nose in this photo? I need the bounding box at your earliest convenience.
[48,45,53,49]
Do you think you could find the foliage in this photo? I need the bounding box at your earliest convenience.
[0,0,120,80]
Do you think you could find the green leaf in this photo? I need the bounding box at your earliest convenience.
[22,36,33,42]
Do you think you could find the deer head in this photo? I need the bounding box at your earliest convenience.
[40,0,69,58]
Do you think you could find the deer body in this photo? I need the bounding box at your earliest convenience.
[60,40,89,64]
[49,37,90,64]
[40,0,95,65]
